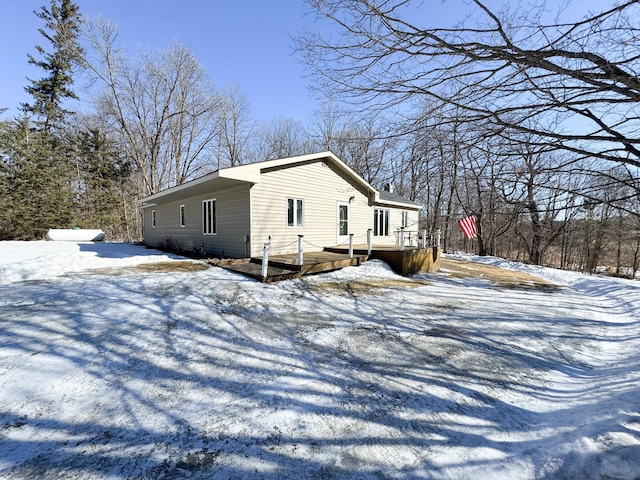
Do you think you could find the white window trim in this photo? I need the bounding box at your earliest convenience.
[151,210,156,228]
[203,198,217,235]
[401,211,408,228]
[180,204,186,228]
[374,208,390,236]
[337,202,349,239]
[287,197,304,228]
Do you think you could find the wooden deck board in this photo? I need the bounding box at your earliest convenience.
[214,251,368,282]
[213,245,439,282]
[215,261,298,282]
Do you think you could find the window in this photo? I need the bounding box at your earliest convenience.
[180,205,185,228]
[338,204,349,236]
[287,198,304,227]
[203,199,216,235]
[374,209,389,236]
[151,210,156,228]
[401,211,408,228]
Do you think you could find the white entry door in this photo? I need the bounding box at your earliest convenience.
[337,203,349,244]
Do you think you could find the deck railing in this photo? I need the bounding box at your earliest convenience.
[395,228,441,250]
[261,228,441,279]
[262,234,357,279]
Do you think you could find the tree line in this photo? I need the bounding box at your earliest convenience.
[1,0,638,277]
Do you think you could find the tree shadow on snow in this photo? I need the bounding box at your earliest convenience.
[0,266,639,479]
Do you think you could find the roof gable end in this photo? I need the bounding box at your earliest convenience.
[139,151,378,205]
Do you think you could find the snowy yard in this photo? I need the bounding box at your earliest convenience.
[0,241,639,479]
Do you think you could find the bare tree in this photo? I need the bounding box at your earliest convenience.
[84,18,221,196]
[337,119,393,185]
[310,102,347,152]
[253,117,311,162]
[506,145,572,265]
[391,102,460,223]
[296,0,640,177]
[216,85,254,167]
[310,108,393,185]
[454,134,516,257]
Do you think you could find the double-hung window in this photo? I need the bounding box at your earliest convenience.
[203,199,216,235]
[374,209,389,236]
[287,198,304,227]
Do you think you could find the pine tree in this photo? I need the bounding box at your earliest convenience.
[73,126,135,238]
[1,1,84,239]
[0,119,13,239]
[0,118,74,239]
[21,0,83,132]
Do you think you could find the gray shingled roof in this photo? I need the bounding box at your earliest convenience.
[378,189,420,207]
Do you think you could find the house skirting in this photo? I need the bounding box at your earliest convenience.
[324,245,441,275]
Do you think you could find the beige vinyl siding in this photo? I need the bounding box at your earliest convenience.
[250,160,373,256]
[143,183,251,257]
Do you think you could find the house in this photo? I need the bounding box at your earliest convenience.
[138,151,421,259]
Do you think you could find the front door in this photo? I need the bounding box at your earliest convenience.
[337,203,349,244]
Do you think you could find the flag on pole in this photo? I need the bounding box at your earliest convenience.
[457,214,477,239]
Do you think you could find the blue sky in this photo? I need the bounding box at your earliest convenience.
[1,0,606,125]
[0,1,320,122]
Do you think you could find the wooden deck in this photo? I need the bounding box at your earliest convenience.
[325,244,441,275]
[214,251,368,283]
[213,244,440,282]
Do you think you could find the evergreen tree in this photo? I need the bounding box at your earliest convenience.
[0,1,84,239]
[0,119,12,239]
[0,118,74,239]
[21,0,83,132]
[72,126,135,239]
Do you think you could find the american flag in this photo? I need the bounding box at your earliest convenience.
[457,214,477,239]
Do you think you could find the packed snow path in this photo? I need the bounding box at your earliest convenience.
[0,242,639,479]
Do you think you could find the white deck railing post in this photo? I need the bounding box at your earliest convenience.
[435,228,441,248]
[367,229,373,256]
[261,242,270,279]
[298,235,304,265]
[349,234,354,259]
[422,229,427,248]
[400,227,405,251]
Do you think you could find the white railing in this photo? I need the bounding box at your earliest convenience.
[260,228,441,278]
[395,228,441,250]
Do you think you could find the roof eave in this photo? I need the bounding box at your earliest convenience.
[138,170,223,205]
[373,192,422,210]
[375,199,422,210]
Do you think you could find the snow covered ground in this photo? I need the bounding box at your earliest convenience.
[0,241,639,479]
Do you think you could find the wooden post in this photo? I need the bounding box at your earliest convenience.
[298,235,304,265]
[400,227,405,251]
[367,228,373,255]
[349,234,354,259]
[422,229,427,248]
[261,242,270,279]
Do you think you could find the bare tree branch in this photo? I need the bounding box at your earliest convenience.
[296,0,640,170]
